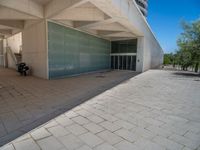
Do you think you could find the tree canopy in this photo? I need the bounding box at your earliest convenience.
[164,19,200,72]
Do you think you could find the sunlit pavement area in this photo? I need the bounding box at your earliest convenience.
[0,68,200,150]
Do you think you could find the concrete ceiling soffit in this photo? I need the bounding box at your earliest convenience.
[45,0,89,18]
[11,28,22,35]
[104,31,136,38]
[0,20,24,29]
[110,37,136,41]
[0,0,44,18]
[0,6,39,20]
[119,19,143,36]
[88,0,113,18]
[56,20,74,27]
[24,20,44,29]
[0,24,13,29]
[89,0,143,36]
[0,29,12,35]
[33,0,52,6]
[90,22,129,32]
[51,5,107,22]
[73,21,97,28]
[81,28,98,35]
[97,30,124,36]
[76,18,115,29]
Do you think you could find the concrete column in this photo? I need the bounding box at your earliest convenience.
[0,39,3,66]
[3,39,8,68]
[136,37,144,72]
[22,19,48,79]
[0,40,3,54]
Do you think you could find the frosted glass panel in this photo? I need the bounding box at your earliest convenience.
[48,22,111,79]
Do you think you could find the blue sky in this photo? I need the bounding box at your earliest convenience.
[147,0,200,53]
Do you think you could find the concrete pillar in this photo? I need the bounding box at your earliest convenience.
[0,40,3,54]
[0,39,3,66]
[22,20,48,79]
[3,39,8,68]
[136,37,144,72]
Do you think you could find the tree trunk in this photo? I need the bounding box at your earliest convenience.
[195,62,199,73]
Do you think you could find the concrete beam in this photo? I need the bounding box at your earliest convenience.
[89,0,142,36]
[0,35,5,39]
[104,32,136,38]
[52,7,106,21]
[45,0,89,18]
[97,30,122,36]
[76,18,115,29]
[91,22,129,32]
[73,21,96,28]
[0,20,24,29]
[110,37,136,41]
[0,24,13,29]
[0,6,38,20]
[56,20,74,27]
[0,29,12,35]
[0,0,44,18]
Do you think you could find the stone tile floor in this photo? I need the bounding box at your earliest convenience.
[0,68,200,150]
[0,67,138,146]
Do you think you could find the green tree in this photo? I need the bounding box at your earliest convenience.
[163,55,171,65]
[177,20,200,72]
[163,53,174,65]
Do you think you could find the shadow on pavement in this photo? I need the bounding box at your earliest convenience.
[173,72,200,77]
[0,67,139,146]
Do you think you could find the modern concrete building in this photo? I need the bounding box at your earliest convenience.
[135,0,148,17]
[0,0,163,79]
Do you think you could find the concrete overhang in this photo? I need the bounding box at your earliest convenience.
[0,0,158,42]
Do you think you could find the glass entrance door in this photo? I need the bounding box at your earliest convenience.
[111,55,136,71]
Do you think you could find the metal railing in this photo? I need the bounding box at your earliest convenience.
[6,46,18,65]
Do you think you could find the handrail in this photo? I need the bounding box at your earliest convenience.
[6,46,18,65]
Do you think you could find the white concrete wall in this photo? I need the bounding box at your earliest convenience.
[136,37,144,72]
[112,0,163,72]
[6,32,22,69]
[22,20,48,79]
[0,40,3,54]
[0,39,3,66]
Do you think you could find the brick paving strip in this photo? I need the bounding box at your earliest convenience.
[0,68,200,150]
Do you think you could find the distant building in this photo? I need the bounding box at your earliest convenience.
[135,0,148,17]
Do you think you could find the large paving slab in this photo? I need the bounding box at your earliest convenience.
[0,67,137,146]
[1,68,200,150]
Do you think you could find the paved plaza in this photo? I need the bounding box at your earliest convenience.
[0,68,200,150]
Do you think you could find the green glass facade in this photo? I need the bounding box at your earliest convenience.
[111,39,137,53]
[48,22,111,79]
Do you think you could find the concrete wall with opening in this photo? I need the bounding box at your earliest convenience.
[111,39,137,71]
[0,33,22,69]
[6,32,22,69]
[0,0,163,79]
